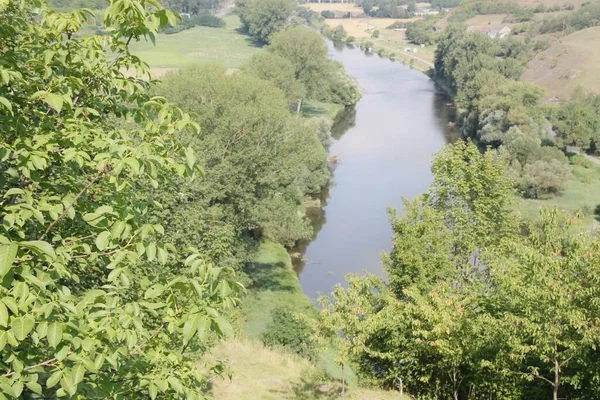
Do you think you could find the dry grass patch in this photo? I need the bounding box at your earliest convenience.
[522,26,600,99]
[205,339,410,400]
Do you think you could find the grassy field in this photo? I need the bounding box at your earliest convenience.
[515,163,600,224]
[206,340,410,400]
[302,2,363,14]
[522,27,600,99]
[128,14,261,69]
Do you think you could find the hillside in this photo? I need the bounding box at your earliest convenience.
[522,26,600,99]
[207,340,410,400]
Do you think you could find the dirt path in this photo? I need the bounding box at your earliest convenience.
[567,145,600,165]
[374,41,434,68]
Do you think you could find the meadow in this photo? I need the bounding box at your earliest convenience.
[128,14,261,70]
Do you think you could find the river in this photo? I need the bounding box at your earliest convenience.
[292,41,456,300]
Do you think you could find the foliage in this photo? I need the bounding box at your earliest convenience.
[520,159,571,199]
[320,140,600,399]
[151,65,329,256]
[162,13,225,34]
[241,52,306,107]
[538,2,600,34]
[236,0,295,43]
[0,1,242,398]
[268,26,361,106]
[161,0,222,15]
[261,307,316,360]
[549,90,600,151]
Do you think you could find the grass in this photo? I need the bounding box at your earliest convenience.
[522,26,600,99]
[206,340,410,400]
[301,100,345,119]
[239,241,315,339]
[514,163,600,224]
[128,14,261,69]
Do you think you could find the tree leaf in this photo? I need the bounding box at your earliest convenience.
[72,364,85,385]
[0,96,12,115]
[0,244,17,278]
[95,231,111,251]
[10,315,34,340]
[0,303,8,328]
[146,242,156,262]
[43,93,63,113]
[20,241,56,259]
[47,370,62,389]
[182,313,203,346]
[47,321,63,348]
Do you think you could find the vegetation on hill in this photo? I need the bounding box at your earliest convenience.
[236,0,296,43]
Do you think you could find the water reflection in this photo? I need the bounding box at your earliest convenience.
[293,39,456,299]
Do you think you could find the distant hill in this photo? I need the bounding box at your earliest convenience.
[521,26,600,100]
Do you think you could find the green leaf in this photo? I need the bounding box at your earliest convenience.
[25,381,42,395]
[149,383,158,400]
[95,231,111,251]
[47,371,62,388]
[10,315,34,340]
[215,317,233,338]
[144,284,164,300]
[0,96,12,115]
[47,321,63,348]
[72,364,85,385]
[182,313,203,346]
[0,243,17,278]
[167,376,183,393]
[146,242,156,262]
[43,93,64,113]
[20,241,56,259]
[0,303,8,328]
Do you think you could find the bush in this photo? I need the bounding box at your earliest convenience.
[520,159,571,198]
[346,35,355,43]
[570,153,594,168]
[321,10,335,18]
[371,29,380,38]
[163,13,225,34]
[261,307,316,359]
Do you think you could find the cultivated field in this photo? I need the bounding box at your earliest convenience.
[521,26,600,99]
[127,14,260,69]
[301,2,363,13]
[514,0,590,7]
[323,17,419,38]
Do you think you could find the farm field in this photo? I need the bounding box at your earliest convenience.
[301,2,363,13]
[323,17,419,38]
[127,14,261,69]
[521,26,600,99]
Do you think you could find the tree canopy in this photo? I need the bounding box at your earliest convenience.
[0,1,242,398]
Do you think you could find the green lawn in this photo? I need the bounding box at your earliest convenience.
[514,163,600,224]
[128,15,261,69]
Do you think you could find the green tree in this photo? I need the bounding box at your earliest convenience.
[490,210,600,400]
[236,0,295,43]
[268,26,360,106]
[0,1,242,398]
[241,52,306,109]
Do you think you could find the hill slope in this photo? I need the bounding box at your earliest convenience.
[521,27,600,99]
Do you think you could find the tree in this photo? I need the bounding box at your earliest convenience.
[236,0,295,43]
[268,26,360,106]
[241,52,306,109]
[0,1,241,398]
[490,209,600,400]
[520,159,570,199]
[151,65,329,254]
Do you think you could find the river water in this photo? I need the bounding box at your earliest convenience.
[292,42,456,300]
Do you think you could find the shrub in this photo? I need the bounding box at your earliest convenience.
[261,307,316,359]
[520,159,571,198]
[163,13,225,34]
[321,10,335,18]
[570,153,594,168]
[346,35,355,43]
[371,29,380,38]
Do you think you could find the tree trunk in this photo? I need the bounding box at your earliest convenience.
[341,364,345,399]
[296,98,302,115]
[452,366,459,400]
[553,359,560,400]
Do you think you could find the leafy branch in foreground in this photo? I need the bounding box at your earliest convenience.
[0,0,242,398]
